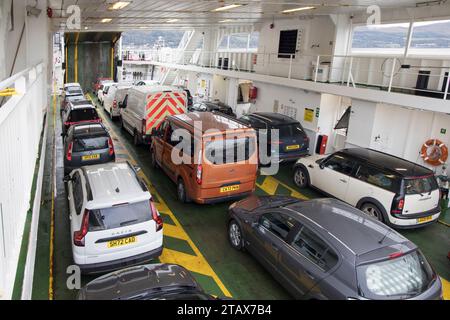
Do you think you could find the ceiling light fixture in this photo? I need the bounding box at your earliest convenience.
[282,6,315,14]
[108,1,131,10]
[101,18,112,23]
[166,19,179,23]
[219,19,234,23]
[211,4,243,12]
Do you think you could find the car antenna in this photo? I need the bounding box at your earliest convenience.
[378,229,391,244]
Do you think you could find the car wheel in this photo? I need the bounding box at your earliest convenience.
[293,166,309,188]
[228,220,243,250]
[133,130,140,146]
[360,203,384,222]
[177,179,190,203]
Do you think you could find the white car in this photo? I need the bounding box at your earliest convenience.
[97,82,115,106]
[293,148,441,228]
[103,83,131,120]
[134,80,160,86]
[65,162,163,274]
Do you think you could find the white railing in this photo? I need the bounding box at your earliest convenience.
[124,49,450,100]
[0,62,46,299]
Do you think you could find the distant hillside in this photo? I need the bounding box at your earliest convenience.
[353,21,450,48]
[122,31,184,48]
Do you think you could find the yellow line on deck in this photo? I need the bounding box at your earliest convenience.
[257,175,309,200]
[48,82,57,300]
[441,277,450,300]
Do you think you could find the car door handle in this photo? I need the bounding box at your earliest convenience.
[305,270,315,280]
[308,164,314,169]
[69,214,72,220]
[271,243,279,252]
[339,179,347,183]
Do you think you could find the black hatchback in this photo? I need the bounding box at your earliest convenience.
[238,112,309,163]
[63,123,115,175]
[189,101,236,117]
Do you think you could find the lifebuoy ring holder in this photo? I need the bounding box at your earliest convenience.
[420,139,448,166]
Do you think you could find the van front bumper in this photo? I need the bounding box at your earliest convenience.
[77,245,163,275]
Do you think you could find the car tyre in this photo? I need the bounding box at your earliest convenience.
[293,166,309,188]
[133,130,141,146]
[360,203,384,222]
[177,178,190,203]
[228,220,244,250]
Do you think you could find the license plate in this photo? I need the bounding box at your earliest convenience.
[220,185,240,193]
[107,236,136,248]
[286,145,300,150]
[82,154,100,161]
[417,216,433,223]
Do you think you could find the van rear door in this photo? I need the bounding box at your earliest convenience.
[402,175,440,215]
[144,91,187,135]
[200,132,258,193]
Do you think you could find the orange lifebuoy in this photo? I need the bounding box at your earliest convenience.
[420,139,448,166]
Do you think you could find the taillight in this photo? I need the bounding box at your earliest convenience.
[196,164,202,185]
[74,209,89,247]
[108,137,114,156]
[66,142,73,161]
[113,100,117,108]
[150,199,163,232]
[389,252,403,259]
[142,119,146,135]
[391,194,405,214]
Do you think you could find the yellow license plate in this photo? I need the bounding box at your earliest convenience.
[220,185,240,193]
[417,216,433,223]
[286,145,300,150]
[107,236,136,248]
[82,154,100,161]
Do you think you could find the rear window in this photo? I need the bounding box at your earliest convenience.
[272,123,304,138]
[204,136,256,164]
[88,201,152,231]
[404,176,439,195]
[357,250,434,299]
[68,109,99,122]
[73,136,108,152]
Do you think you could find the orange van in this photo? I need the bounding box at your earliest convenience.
[150,112,258,204]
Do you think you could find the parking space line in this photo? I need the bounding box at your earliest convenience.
[89,95,231,297]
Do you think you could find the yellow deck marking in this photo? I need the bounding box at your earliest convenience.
[442,277,450,300]
[159,222,189,241]
[257,175,309,200]
[89,95,231,297]
[258,176,279,195]
[48,82,57,300]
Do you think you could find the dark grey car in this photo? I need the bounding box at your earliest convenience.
[63,123,115,175]
[228,195,443,300]
[78,263,217,300]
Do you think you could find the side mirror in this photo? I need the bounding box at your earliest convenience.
[319,163,325,170]
[251,221,259,229]
[63,175,72,183]
[118,102,123,108]
[61,133,66,137]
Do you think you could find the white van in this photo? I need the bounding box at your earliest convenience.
[103,83,132,120]
[65,162,163,274]
[119,85,187,145]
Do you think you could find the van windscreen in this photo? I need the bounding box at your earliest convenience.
[68,109,99,122]
[205,136,255,164]
[404,176,439,195]
[88,201,152,231]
